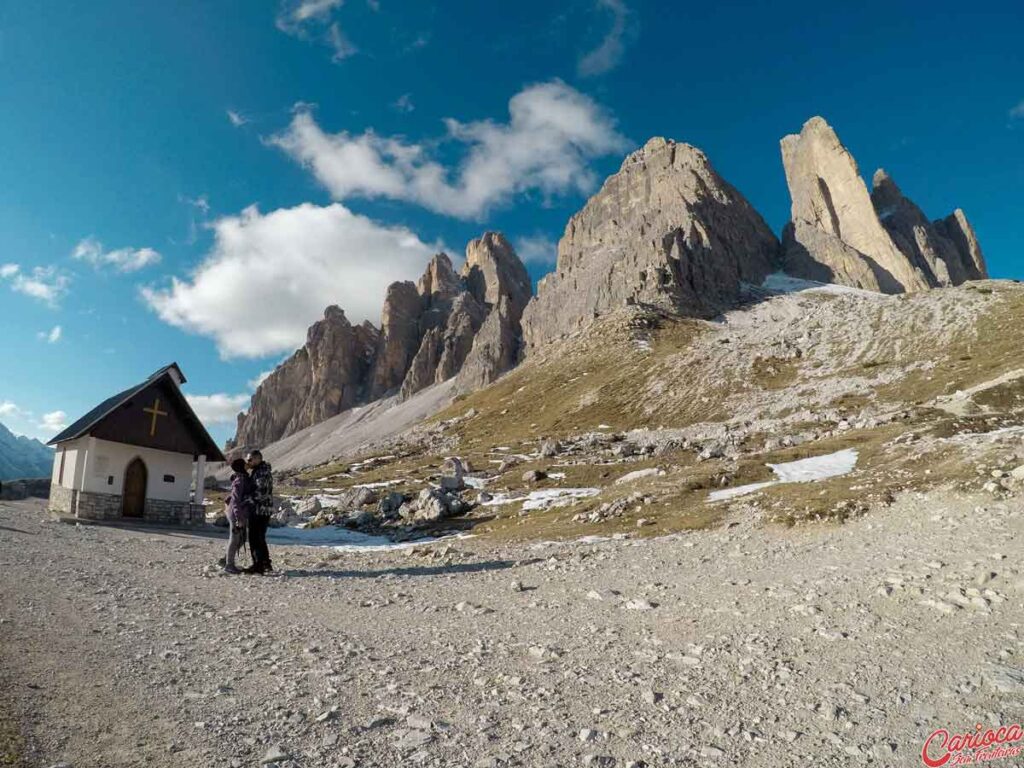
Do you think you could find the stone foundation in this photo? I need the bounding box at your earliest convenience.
[143,497,205,525]
[75,490,123,520]
[48,484,77,515]
[47,485,204,525]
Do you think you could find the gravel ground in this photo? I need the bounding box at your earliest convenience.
[1,492,1022,768]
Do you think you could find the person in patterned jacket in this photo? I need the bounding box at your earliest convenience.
[245,449,274,574]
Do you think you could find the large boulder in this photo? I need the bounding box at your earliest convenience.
[521,137,780,351]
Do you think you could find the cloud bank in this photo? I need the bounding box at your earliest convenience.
[186,393,251,424]
[142,202,437,359]
[269,80,627,219]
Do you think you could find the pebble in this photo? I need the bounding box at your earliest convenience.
[624,598,655,611]
[261,745,289,765]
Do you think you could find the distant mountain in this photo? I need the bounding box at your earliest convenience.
[0,421,54,481]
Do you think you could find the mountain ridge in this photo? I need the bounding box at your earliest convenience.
[228,115,987,455]
[0,421,53,481]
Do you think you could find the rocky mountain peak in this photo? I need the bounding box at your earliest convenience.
[869,168,902,208]
[462,231,531,317]
[520,134,780,351]
[232,238,532,452]
[417,252,460,301]
[780,116,931,293]
[781,116,986,293]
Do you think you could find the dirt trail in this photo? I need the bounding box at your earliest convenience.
[1,493,1022,767]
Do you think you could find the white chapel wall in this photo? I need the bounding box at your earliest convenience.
[82,438,194,502]
[51,438,85,490]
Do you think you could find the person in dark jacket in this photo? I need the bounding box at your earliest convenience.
[246,450,274,574]
[223,458,254,575]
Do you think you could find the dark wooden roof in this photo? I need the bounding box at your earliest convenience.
[47,364,225,461]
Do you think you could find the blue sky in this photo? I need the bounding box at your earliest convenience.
[1,0,1021,445]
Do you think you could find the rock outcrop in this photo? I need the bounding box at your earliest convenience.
[781,116,986,292]
[231,234,530,451]
[232,306,377,450]
[521,137,781,351]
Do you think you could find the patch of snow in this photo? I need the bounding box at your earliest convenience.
[311,494,347,509]
[522,488,600,511]
[548,472,566,480]
[614,468,665,485]
[597,424,611,429]
[708,480,778,502]
[708,448,859,503]
[482,487,601,511]
[760,272,881,298]
[769,448,859,483]
[267,525,461,552]
[351,480,402,489]
[463,476,489,489]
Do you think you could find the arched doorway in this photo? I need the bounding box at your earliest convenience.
[123,457,147,518]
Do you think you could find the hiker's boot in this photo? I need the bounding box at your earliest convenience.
[223,564,241,575]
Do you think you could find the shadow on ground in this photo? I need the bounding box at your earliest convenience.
[282,558,536,580]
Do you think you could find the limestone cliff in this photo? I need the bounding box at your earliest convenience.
[520,137,781,351]
[231,234,531,451]
[780,116,986,292]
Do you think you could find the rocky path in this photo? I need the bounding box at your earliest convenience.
[1,493,1022,767]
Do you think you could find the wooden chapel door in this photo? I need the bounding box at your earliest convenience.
[122,457,147,518]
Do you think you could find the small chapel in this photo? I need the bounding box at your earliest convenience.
[47,363,226,524]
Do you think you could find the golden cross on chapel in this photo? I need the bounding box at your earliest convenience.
[143,397,168,437]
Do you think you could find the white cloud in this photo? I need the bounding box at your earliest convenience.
[37,325,62,344]
[0,401,23,419]
[181,194,210,214]
[72,237,161,272]
[276,0,358,62]
[1010,100,1024,120]
[270,80,627,220]
[186,393,251,424]
[516,234,558,265]
[227,109,249,127]
[142,202,437,359]
[280,0,343,25]
[1,265,70,307]
[39,410,67,433]
[578,0,633,78]
[248,370,274,390]
[392,93,415,113]
[326,22,357,61]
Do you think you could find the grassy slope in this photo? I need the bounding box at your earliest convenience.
[295,281,1024,540]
